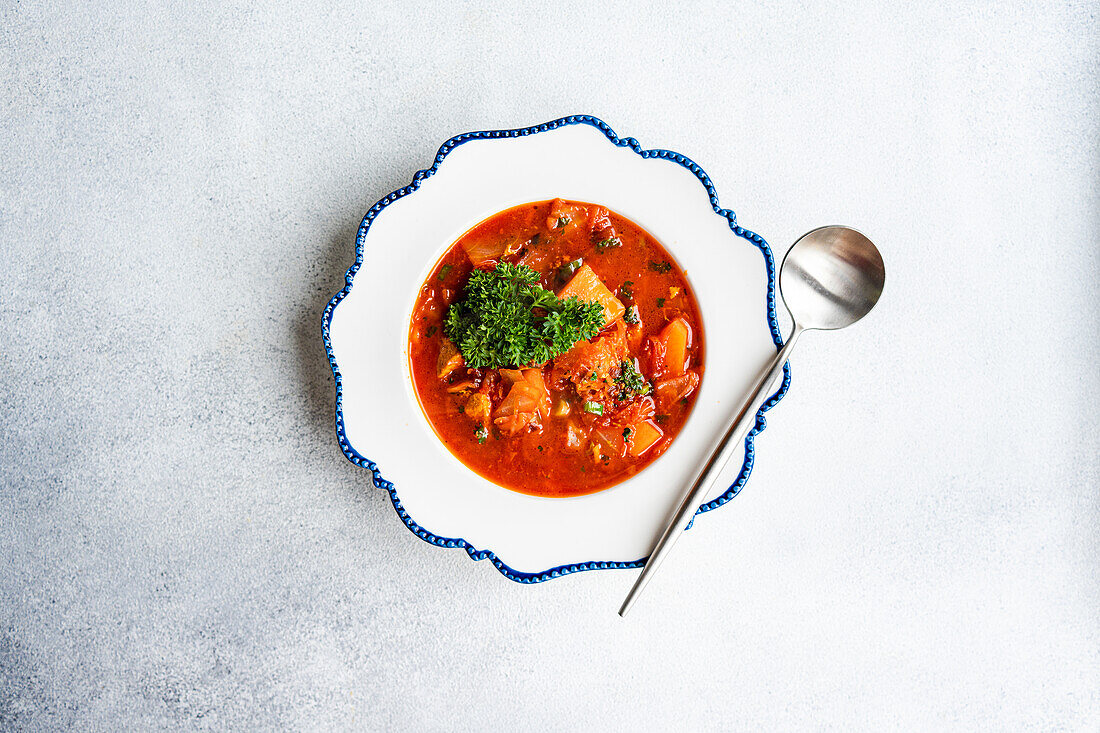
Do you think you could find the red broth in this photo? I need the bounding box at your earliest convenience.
[408,199,704,497]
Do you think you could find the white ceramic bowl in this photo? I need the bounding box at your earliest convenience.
[323,116,789,581]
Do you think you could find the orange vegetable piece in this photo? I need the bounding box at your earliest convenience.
[557,264,625,327]
[628,420,664,457]
[658,317,691,377]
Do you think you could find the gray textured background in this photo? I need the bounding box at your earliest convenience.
[2,1,1098,730]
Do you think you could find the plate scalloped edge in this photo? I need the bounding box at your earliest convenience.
[320,115,791,583]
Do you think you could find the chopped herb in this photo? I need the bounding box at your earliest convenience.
[580,465,586,473]
[622,427,632,439]
[557,258,584,285]
[556,215,571,228]
[649,260,672,274]
[475,425,489,444]
[537,445,543,452]
[425,325,438,338]
[588,372,598,382]
[656,297,666,307]
[438,264,453,280]
[458,404,465,414]
[613,360,651,401]
[679,397,689,406]
[594,236,622,253]
[619,280,634,300]
[444,263,605,368]
[600,454,609,462]
[655,414,670,424]
[623,305,640,325]
[583,401,604,415]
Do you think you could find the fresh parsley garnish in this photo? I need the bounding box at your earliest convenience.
[556,215,571,228]
[623,305,640,325]
[475,425,489,444]
[613,360,651,401]
[438,264,453,281]
[425,325,438,338]
[648,260,672,274]
[444,263,605,368]
[583,401,604,415]
[619,280,634,300]
[656,297,666,307]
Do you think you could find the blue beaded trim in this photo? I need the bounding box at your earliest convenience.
[320,115,790,582]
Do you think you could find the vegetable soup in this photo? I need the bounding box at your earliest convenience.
[408,199,704,497]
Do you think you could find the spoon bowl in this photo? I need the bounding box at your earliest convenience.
[781,226,885,331]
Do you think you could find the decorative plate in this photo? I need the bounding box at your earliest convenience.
[322,115,789,582]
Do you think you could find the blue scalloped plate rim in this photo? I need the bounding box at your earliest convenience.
[320,115,791,583]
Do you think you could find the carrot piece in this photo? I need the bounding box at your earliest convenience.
[658,317,691,377]
[437,337,464,379]
[628,420,664,457]
[557,264,625,326]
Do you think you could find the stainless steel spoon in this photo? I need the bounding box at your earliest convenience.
[619,225,885,616]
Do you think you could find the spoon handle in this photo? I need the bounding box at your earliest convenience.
[618,326,803,616]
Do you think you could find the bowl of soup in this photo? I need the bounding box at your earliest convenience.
[323,116,787,580]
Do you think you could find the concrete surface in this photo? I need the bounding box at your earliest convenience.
[1,1,1097,730]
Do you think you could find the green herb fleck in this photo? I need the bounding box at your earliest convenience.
[444,263,605,368]
[656,297,666,308]
[557,258,584,285]
[613,360,651,401]
[580,465,586,473]
[475,425,489,444]
[537,445,543,452]
[425,325,438,338]
[438,264,453,281]
[583,401,604,416]
[619,281,634,300]
[679,397,689,406]
[556,215,571,228]
[622,427,632,439]
[623,305,640,325]
[594,236,622,253]
[655,414,670,424]
[458,404,465,414]
[649,260,672,274]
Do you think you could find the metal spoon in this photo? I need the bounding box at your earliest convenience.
[618,225,885,616]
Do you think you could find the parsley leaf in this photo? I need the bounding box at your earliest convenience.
[648,260,672,274]
[444,263,605,368]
